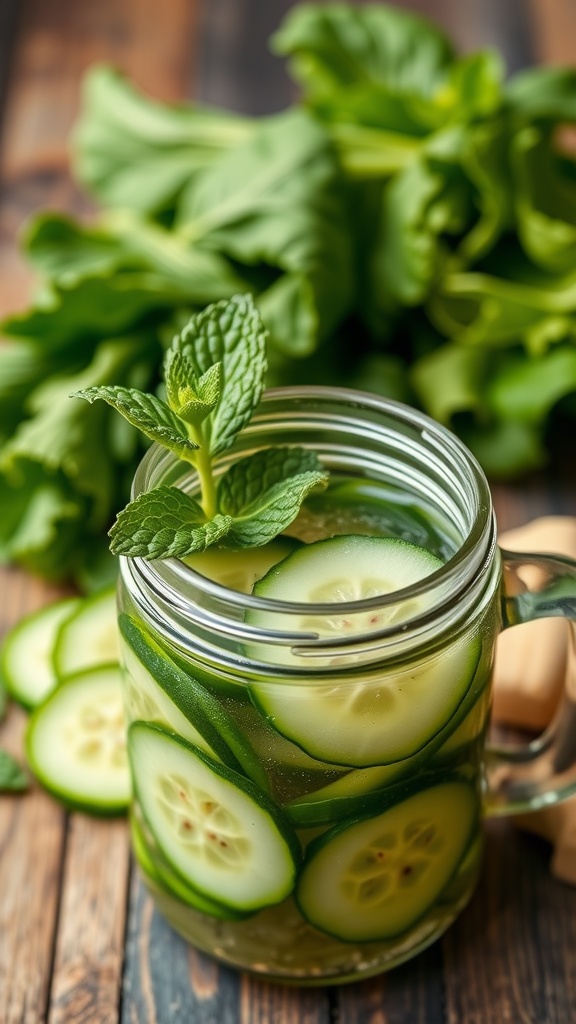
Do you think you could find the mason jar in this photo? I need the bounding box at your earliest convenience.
[117,387,576,984]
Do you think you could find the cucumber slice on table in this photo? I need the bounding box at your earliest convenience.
[183,537,299,593]
[53,586,119,679]
[129,722,300,914]
[1,597,80,708]
[249,536,479,767]
[296,779,478,942]
[26,664,130,813]
[119,614,268,791]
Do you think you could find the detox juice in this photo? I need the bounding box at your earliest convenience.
[118,473,497,983]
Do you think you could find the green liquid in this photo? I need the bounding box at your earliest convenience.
[120,476,495,981]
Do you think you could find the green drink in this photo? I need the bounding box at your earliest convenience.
[117,388,508,982]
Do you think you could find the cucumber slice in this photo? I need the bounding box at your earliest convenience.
[129,722,300,914]
[130,812,250,920]
[296,779,478,942]
[26,664,130,814]
[249,536,479,767]
[183,537,299,593]
[285,648,483,826]
[53,586,119,679]
[285,763,412,827]
[0,597,80,709]
[119,614,268,791]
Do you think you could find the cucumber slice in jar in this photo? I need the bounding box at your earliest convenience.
[53,586,119,679]
[296,779,478,942]
[119,614,268,791]
[25,664,130,813]
[0,597,80,708]
[182,537,300,593]
[129,812,251,920]
[248,536,479,767]
[128,722,300,914]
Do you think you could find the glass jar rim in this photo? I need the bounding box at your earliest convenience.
[127,386,496,634]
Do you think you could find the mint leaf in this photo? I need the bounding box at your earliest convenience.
[164,349,222,426]
[73,385,198,458]
[175,294,267,455]
[218,446,325,513]
[218,447,328,547]
[0,749,28,792]
[109,485,232,558]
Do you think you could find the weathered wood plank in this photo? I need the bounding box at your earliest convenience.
[0,706,66,1024]
[443,818,576,1024]
[334,942,445,1024]
[239,971,331,1023]
[47,815,130,1024]
[121,871,244,1024]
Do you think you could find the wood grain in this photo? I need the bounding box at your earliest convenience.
[0,708,66,1024]
[443,819,576,1024]
[334,942,445,1024]
[47,815,131,1024]
[121,871,244,1023]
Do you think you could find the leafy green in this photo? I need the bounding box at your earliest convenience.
[4,3,576,580]
[73,65,254,215]
[0,749,28,792]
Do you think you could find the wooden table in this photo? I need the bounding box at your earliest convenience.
[1,2,576,1021]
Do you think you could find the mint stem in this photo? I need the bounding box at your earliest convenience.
[189,425,217,519]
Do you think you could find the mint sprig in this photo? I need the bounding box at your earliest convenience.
[75,294,328,560]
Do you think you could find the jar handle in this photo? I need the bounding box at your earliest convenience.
[484,550,576,816]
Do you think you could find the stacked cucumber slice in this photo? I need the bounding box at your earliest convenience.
[117,534,487,939]
[1,585,129,814]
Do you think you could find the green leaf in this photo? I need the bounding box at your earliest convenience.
[507,66,576,124]
[218,447,328,548]
[458,417,547,479]
[177,109,355,354]
[164,349,222,425]
[488,346,576,425]
[271,3,454,104]
[218,446,325,513]
[73,385,198,458]
[109,485,232,558]
[512,125,576,274]
[1,338,148,529]
[0,463,89,580]
[428,249,576,353]
[0,749,28,792]
[1,271,183,353]
[23,212,128,281]
[372,154,471,307]
[175,294,267,455]
[410,343,491,424]
[73,64,254,214]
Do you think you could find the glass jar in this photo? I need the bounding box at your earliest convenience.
[118,387,576,984]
